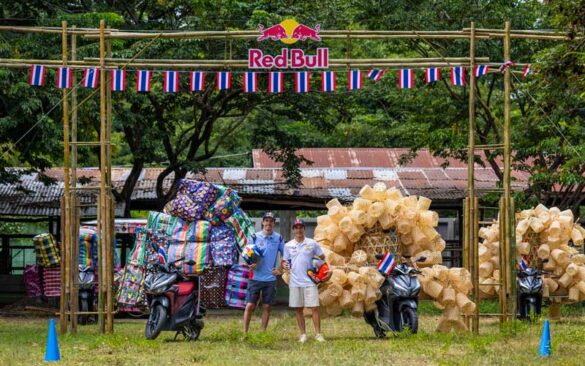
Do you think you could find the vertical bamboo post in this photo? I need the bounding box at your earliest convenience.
[473,197,480,333]
[503,20,516,321]
[70,25,79,334]
[462,197,470,329]
[59,196,67,335]
[59,20,70,335]
[498,197,508,325]
[467,21,479,335]
[97,19,106,334]
[105,28,114,332]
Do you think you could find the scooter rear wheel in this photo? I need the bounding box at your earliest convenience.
[79,299,89,325]
[401,307,418,334]
[145,304,166,340]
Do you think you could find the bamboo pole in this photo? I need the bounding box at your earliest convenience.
[97,19,106,334]
[467,22,479,334]
[69,25,79,334]
[59,196,67,335]
[473,196,480,334]
[105,29,114,333]
[503,21,515,322]
[463,197,470,329]
[60,20,71,336]
[499,197,508,325]
[91,57,490,63]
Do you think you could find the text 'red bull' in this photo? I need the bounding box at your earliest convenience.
[248,48,329,69]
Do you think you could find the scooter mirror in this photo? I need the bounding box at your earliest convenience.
[185,260,196,266]
[375,253,385,260]
[541,259,549,263]
[416,256,427,262]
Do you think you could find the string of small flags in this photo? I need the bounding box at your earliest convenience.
[27,64,532,92]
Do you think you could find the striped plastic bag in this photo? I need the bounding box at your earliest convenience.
[147,211,211,243]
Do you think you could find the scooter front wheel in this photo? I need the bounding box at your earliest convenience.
[145,304,166,340]
[400,307,419,334]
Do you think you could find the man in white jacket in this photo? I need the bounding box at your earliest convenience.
[282,219,330,343]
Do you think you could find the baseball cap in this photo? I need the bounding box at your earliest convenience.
[262,212,275,220]
[292,218,305,228]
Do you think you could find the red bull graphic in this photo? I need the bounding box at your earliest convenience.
[257,19,321,44]
[248,48,329,69]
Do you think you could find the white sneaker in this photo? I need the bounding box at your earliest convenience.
[299,334,308,343]
[315,334,326,342]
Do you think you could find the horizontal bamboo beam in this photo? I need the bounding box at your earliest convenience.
[0,26,111,34]
[88,57,490,64]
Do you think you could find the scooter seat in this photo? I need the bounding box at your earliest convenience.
[177,281,195,296]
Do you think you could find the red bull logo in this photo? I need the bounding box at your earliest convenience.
[248,48,329,69]
[257,19,321,43]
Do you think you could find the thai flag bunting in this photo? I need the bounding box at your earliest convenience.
[347,70,362,90]
[367,69,385,82]
[163,71,179,93]
[295,72,310,93]
[29,64,46,87]
[321,71,336,92]
[216,71,231,90]
[110,69,126,92]
[83,68,99,89]
[190,71,205,92]
[475,65,490,77]
[268,72,284,93]
[523,64,531,77]
[56,67,73,89]
[451,66,465,86]
[425,67,440,84]
[398,69,414,89]
[242,72,258,93]
[517,255,529,270]
[377,252,396,275]
[135,70,151,92]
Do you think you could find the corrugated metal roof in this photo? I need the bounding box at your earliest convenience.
[0,165,531,216]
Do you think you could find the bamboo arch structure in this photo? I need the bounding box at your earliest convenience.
[0,20,580,335]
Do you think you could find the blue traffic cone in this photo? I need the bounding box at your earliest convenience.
[44,318,61,362]
[539,319,551,357]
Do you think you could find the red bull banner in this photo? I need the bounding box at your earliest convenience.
[249,19,329,69]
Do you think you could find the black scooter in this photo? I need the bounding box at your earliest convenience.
[364,255,424,337]
[143,258,205,340]
[78,265,95,325]
[516,267,544,321]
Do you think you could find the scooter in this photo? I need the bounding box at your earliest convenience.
[364,255,424,337]
[78,265,95,325]
[143,258,205,340]
[516,267,544,321]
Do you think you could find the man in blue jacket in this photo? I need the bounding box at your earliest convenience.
[243,212,284,335]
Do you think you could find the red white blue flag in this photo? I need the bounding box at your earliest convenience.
[29,64,46,87]
[377,252,396,275]
[425,67,440,84]
[295,72,310,93]
[163,71,179,93]
[190,71,205,92]
[451,66,465,86]
[157,245,167,264]
[517,255,529,270]
[321,71,336,92]
[135,70,151,92]
[243,72,258,93]
[347,70,362,90]
[398,69,414,89]
[83,68,99,89]
[523,64,531,77]
[268,72,284,93]
[367,69,385,82]
[475,65,490,77]
[110,69,126,92]
[56,67,73,89]
[216,71,231,90]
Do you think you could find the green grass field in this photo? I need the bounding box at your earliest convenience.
[1,303,584,366]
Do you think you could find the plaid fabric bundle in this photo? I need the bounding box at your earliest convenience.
[79,227,98,267]
[116,264,145,306]
[182,241,211,275]
[24,264,43,297]
[33,233,60,266]
[166,194,205,222]
[42,266,61,297]
[225,264,250,309]
[147,211,211,243]
[225,208,255,249]
[204,187,239,226]
[201,267,228,309]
